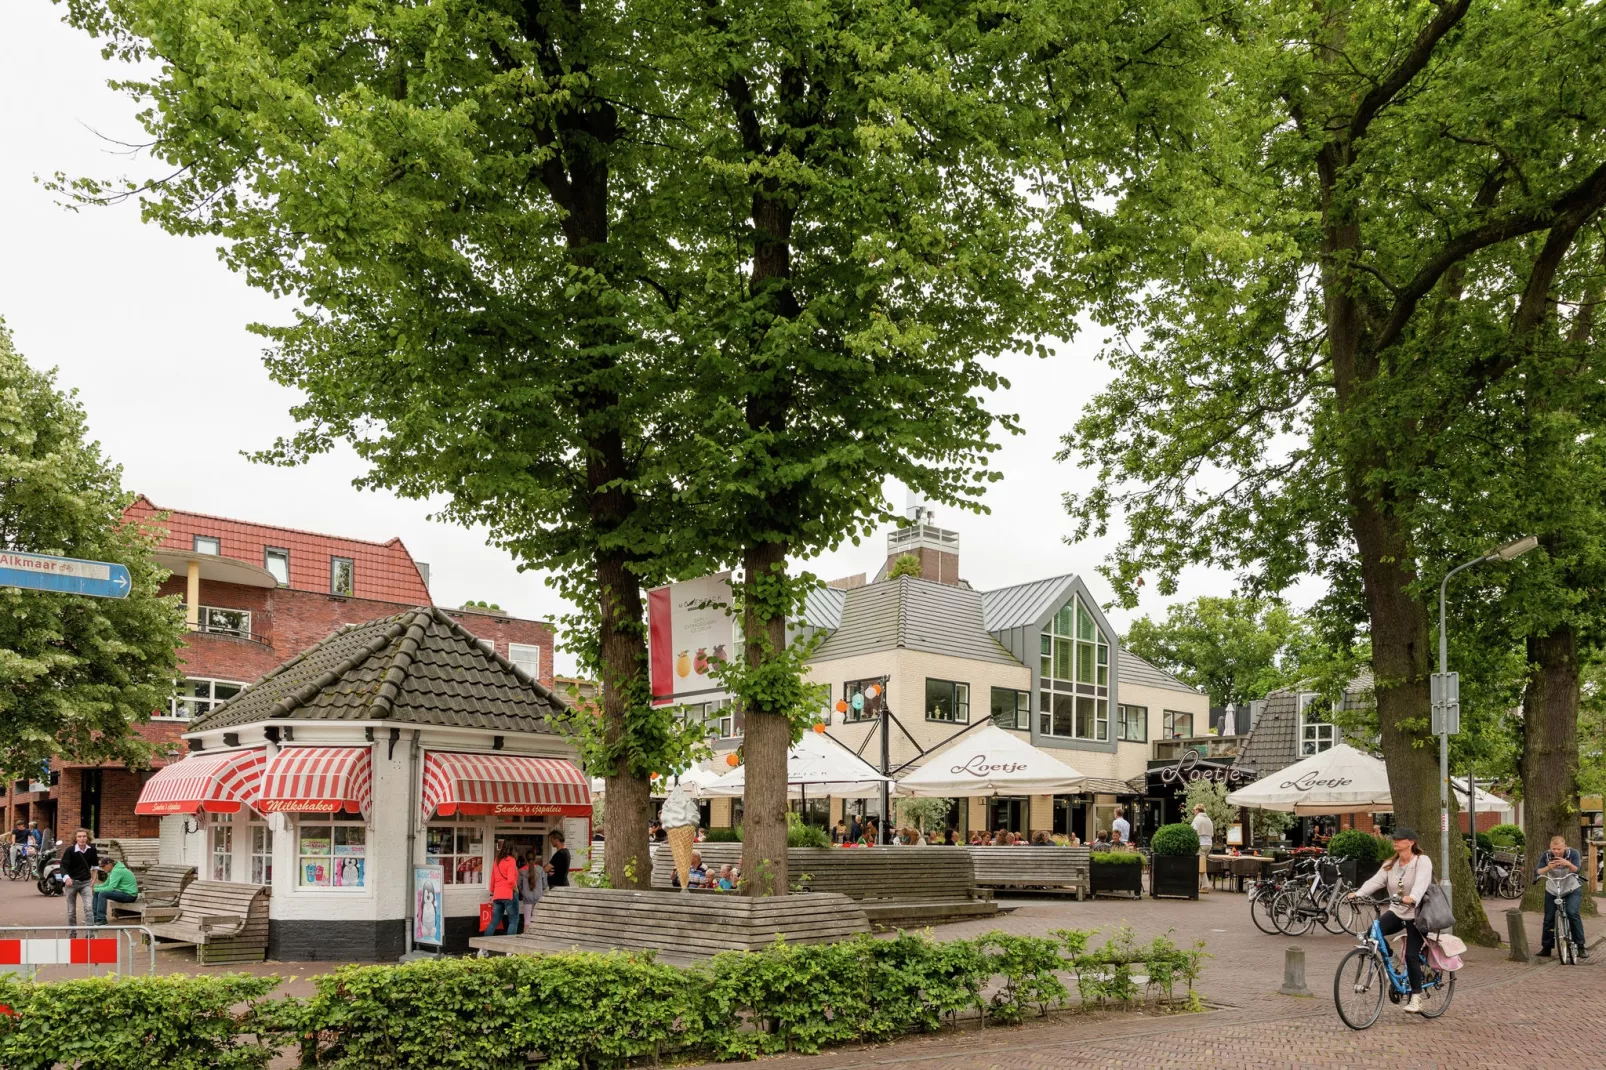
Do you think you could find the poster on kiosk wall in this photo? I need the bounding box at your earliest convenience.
[413,865,444,947]
[648,572,736,705]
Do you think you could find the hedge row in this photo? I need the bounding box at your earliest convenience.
[0,928,1204,1070]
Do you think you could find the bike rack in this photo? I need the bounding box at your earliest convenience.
[0,925,157,979]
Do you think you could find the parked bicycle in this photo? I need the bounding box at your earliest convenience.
[1273,857,1361,936]
[1246,862,1293,935]
[1476,850,1523,900]
[1334,905,1455,1029]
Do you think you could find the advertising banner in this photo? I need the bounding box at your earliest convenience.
[648,572,736,704]
[414,865,444,946]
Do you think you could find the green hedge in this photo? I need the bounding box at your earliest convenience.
[1327,829,1389,864]
[1091,850,1144,865]
[0,929,1205,1068]
[1149,823,1200,857]
[1488,823,1524,847]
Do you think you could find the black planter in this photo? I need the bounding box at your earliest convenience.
[1333,857,1361,885]
[1090,860,1143,897]
[1150,854,1200,900]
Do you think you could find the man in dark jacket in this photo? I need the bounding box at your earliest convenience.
[544,829,571,888]
[61,828,99,936]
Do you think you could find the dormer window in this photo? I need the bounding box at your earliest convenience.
[1298,692,1337,755]
[194,535,220,555]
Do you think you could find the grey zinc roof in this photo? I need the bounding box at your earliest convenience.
[188,607,566,734]
[802,584,846,631]
[812,576,1018,664]
[981,575,1078,632]
[1117,652,1203,696]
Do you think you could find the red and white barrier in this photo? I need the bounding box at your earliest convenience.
[0,937,119,967]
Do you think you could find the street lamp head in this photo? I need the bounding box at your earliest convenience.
[1488,535,1539,562]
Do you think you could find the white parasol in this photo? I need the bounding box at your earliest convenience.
[894,724,1086,797]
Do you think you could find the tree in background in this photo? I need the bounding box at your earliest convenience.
[1064,0,1606,943]
[896,797,955,839]
[1123,595,1306,708]
[0,321,183,774]
[887,556,925,581]
[1184,778,1294,846]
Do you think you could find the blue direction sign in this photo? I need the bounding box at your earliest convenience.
[0,550,132,599]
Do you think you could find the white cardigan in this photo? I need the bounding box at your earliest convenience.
[1355,854,1434,920]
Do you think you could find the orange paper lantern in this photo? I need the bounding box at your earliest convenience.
[725,752,740,767]
[834,699,849,713]
[812,721,827,734]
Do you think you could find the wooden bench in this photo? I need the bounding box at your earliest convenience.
[97,838,162,873]
[147,881,270,965]
[107,863,197,924]
[470,887,870,966]
[649,845,998,926]
[966,846,1090,900]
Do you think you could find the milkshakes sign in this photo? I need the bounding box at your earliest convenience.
[648,572,735,704]
[0,551,131,599]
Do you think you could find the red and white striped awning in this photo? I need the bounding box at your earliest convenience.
[258,746,373,814]
[421,752,591,818]
[135,749,265,816]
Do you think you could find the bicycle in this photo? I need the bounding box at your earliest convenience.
[1333,905,1455,1029]
[1536,871,1583,965]
[1247,862,1292,935]
[1273,858,1359,936]
[1476,850,1523,900]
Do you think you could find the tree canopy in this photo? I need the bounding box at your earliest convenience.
[0,321,183,774]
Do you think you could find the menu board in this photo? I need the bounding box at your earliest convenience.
[563,816,591,871]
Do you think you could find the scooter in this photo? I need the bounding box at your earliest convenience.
[34,840,65,896]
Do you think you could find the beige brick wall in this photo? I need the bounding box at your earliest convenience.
[1029,793,1053,834]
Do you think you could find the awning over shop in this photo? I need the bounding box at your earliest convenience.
[421,752,592,818]
[135,748,266,816]
[258,746,373,814]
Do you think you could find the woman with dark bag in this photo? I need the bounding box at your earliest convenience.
[1350,828,1434,1013]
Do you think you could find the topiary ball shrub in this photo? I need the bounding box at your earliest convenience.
[1149,823,1201,857]
[1488,823,1524,847]
[1327,829,1386,863]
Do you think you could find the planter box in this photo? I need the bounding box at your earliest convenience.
[1332,857,1361,885]
[1150,855,1200,900]
[1089,860,1143,897]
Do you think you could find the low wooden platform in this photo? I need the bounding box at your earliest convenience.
[470,888,871,965]
[966,846,1089,900]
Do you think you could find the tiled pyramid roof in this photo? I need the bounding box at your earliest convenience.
[189,607,565,734]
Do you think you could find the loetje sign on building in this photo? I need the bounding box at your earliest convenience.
[0,550,131,598]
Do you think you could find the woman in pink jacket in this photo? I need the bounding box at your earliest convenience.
[1350,828,1434,1013]
[487,842,520,936]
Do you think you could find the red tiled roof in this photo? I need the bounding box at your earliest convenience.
[124,496,433,606]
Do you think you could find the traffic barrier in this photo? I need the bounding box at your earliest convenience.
[0,926,156,978]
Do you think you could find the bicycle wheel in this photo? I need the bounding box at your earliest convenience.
[1558,918,1576,965]
[1273,887,1315,936]
[1334,947,1386,1030]
[1326,891,1360,935]
[1418,969,1455,1018]
[1251,888,1281,935]
[1499,872,1523,900]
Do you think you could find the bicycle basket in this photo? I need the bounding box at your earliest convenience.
[1317,859,1340,884]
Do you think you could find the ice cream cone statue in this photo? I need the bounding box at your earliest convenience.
[660,783,700,892]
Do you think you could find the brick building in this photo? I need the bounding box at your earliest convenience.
[3,497,555,842]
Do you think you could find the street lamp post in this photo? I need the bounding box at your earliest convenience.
[1434,535,1538,906]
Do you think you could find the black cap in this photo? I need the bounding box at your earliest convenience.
[1390,828,1418,842]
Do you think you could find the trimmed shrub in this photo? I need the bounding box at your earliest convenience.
[1091,850,1144,865]
[1489,823,1524,847]
[1465,832,1493,855]
[704,826,741,842]
[1327,828,1387,864]
[1149,823,1201,857]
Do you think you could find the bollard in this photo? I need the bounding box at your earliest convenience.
[1279,944,1312,996]
[1506,908,1530,963]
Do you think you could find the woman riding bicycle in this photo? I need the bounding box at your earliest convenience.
[1350,828,1433,1013]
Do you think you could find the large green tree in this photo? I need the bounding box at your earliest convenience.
[1123,595,1309,709]
[1064,0,1606,941]
[0,321,183,774]
[59,0,711,888]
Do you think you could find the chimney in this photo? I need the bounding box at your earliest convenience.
[885,502,961,586]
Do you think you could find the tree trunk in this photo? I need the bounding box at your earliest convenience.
[1518,625,1593,914]
[597,548,653,890]
[740,539,792,896]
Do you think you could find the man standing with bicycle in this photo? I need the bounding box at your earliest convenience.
[1537,835,1588,961]
[1350,828,1434,1013]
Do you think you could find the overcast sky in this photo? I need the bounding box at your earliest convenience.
[1,5,1309,676]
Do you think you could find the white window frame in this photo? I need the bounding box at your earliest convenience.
[1298,692,1337,755]
[163,677,247,720]
[208,813,233,882]
[248,821,273,885]
[1037,594,1111,741]
[264,547,290,586]
[295,817,368,891]
[508,642,542,679]
[193,535,220,556]
[425,814,486,886]
[194,604,252,639]
[330,556,355,596]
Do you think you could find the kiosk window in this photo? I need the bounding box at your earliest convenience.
[426,817,486,885]
[298,821,366,888]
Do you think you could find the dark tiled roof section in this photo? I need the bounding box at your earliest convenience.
[1234,690,1299,775]
[1117,652,1204,696]
[190,607,565,734]
[124,495,431,605]
[980,575,1078,632]
[1078,777,1146,797]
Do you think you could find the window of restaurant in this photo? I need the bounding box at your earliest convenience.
[1117,704,1148,742]
[986,796,1028,835]
[1298,693,1337,755]
[297,818,367,888]
[425,815,486,886]
[1038,594,1109,741]
[1162,710,1194,739]
[209,813,233,882]
[925,678,970,723]
[989,687,1030,731]
[842,678,886,724]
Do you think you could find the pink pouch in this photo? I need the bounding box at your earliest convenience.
[1425,939,1463,972]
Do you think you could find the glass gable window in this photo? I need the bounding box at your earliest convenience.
[1038,593,1109,741]
[990,687,1029,731]
[925,679,969,723]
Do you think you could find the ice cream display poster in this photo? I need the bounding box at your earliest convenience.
[647,572,736,703]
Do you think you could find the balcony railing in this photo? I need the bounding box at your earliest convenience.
[1152,734,1246,762]
[184,621,272,648]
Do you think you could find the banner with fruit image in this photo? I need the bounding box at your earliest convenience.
[648,572,736,704]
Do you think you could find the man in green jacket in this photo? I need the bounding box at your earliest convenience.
[91,856,139,925]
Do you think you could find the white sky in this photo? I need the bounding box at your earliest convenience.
[0,5,1303,677]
